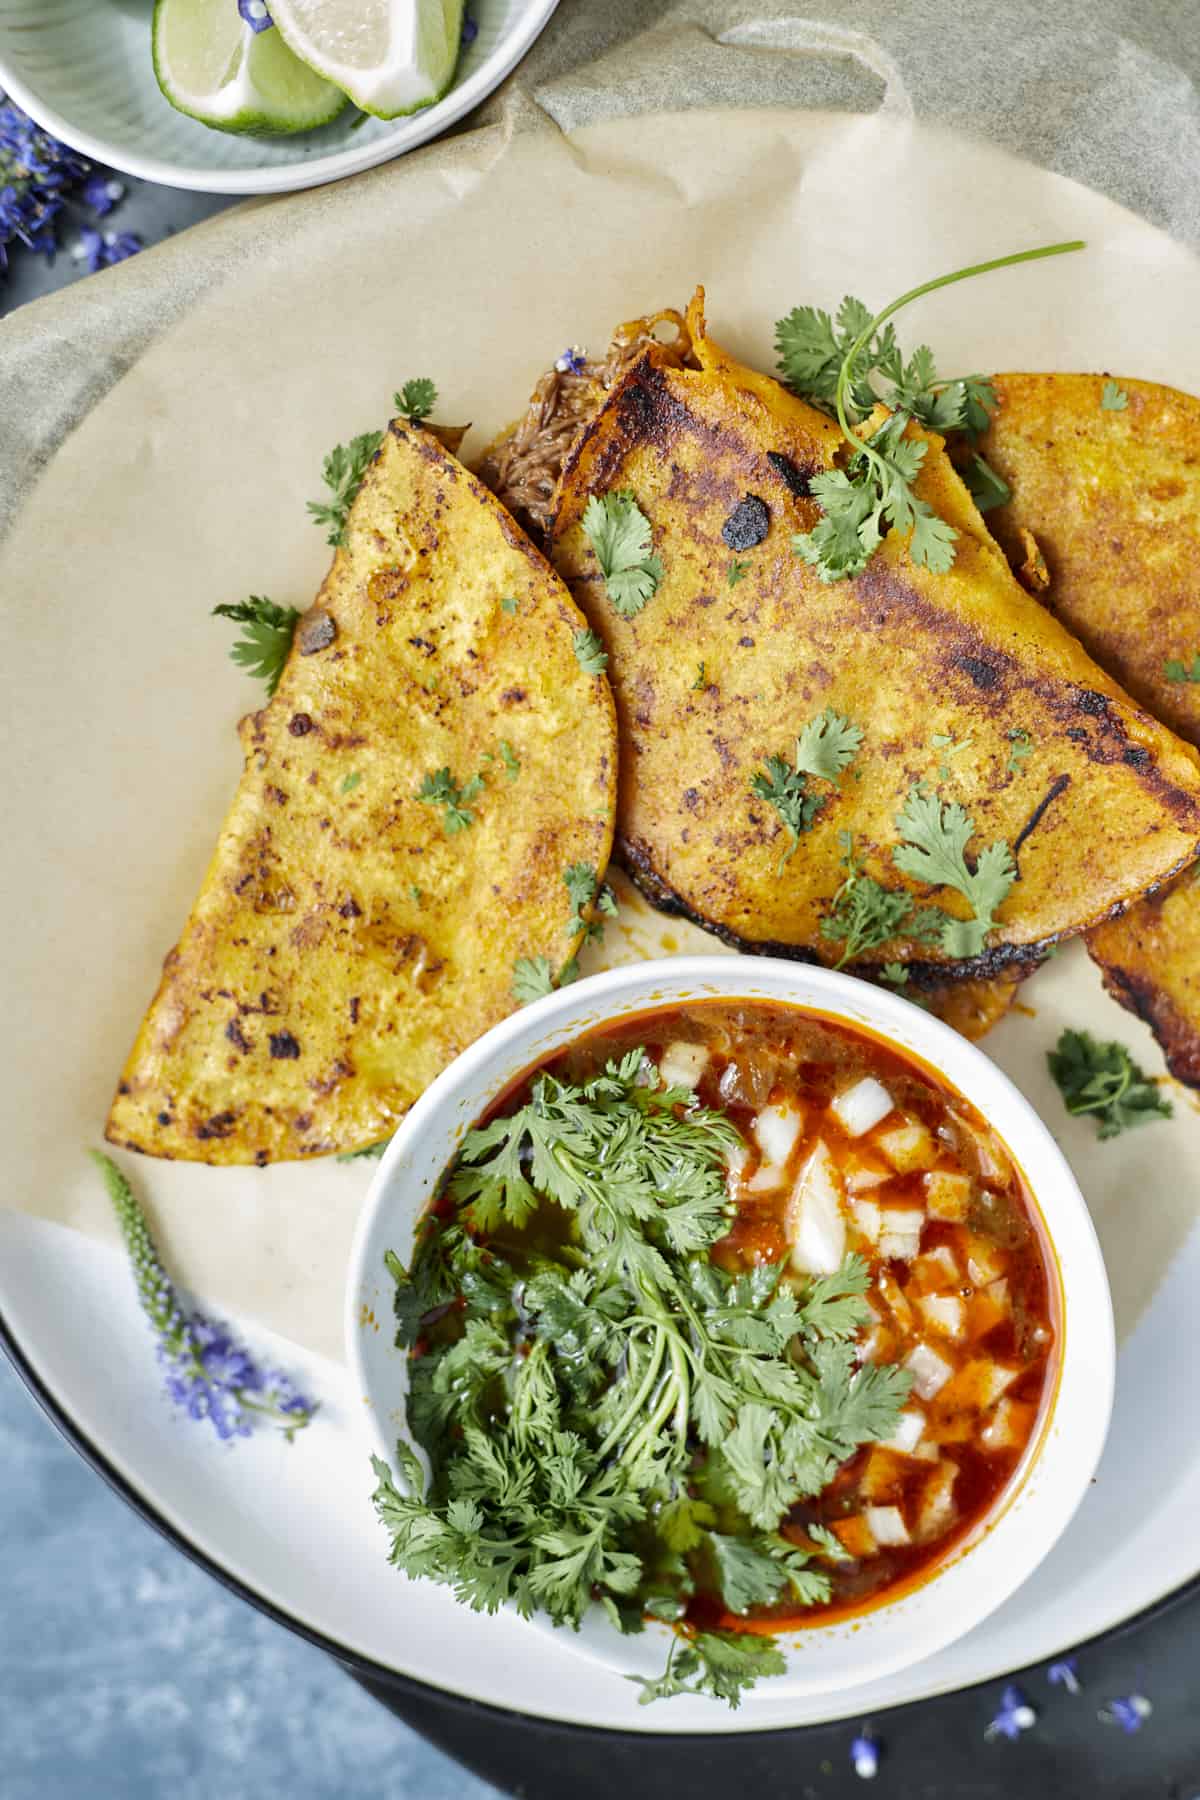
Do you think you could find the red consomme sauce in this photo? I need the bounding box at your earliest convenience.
[481,998,1061,1632]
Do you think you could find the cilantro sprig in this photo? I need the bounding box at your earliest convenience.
[893,786,1016,958]
[750,709,863,873]
[581,491,663,616]
[416,766,484,833]
[212,596,302,696]
[395,377,438,424]
[1048,1029,1171,1139]
[372,1052,907,1706]
[307,430,384,548]
[781,242,1084,581]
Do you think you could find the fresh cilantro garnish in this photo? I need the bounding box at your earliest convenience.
[750,709,863,873]
[963,453,1012,513]
[893,786,1016,958]
[780,243,1084,581]
[820,835,940,968]
[693,663,708,692]
[727,559,750,587]
[880,961,910,987]
[371,1055,908,1706]
[512,956,556,1003]
[307,430,384,548]
[500,596,519,616]
[212,596,301,697]
[563,863,617,945]
[498,740,520,781]
[1164,654,1200,685]
[573,628,608,675]
[1006,727,1033,774]
[340,771,362,794]
[416,767,484,833]
[1101,380,1128,412]
[1047,1029,1171,1139]
[931,731,972,781]
[581,491,663,616]
[394,378,438,424]
[629,1631,787,1709]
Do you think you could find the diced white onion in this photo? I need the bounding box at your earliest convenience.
[846,1161,890,1193]
[916,1294,967,1340]
[875,1118,937,1173]
[659,1041,710,1089]
[850,1198,881,1243]
[753,1101,804,1166]
[880,1203,926,1234]
[981,1397,1028,1452]
[904,1340,955,1400]
[925,1170,971,1221]
[786,1141,847,1275]
[966,1239,1006,1285]
[745,1162,786,1193]
[725,1141,750,1183]
[915,1461,959,1542]
[831,1076,894,1138]
[864,1505,911,1547]
[881,1408,927,1455]
[911,1245,961,1292]
[986,1278,1010,1311]
[879,1230,922,1261]
[877,1268,914,1329]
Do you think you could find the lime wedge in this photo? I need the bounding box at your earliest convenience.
[153,0,348,136]
[267,0,465,120]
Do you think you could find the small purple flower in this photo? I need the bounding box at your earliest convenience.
[555,344,587,376]
[1048,1657,1080,1695]
[92,1152,317,1445]
[985,1684,1038,1741]
[238,0,275,30]
[461,10,479,45]
[1099,1694,1152,1734]
[0,98,91,269]
[850,1734,879,1779]
[72,225,142,273]
[83,171,125,216]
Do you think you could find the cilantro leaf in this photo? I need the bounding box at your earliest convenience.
[307,429,384,547]
[498,740,520,782]
[893,785,1016,957]
[212,596,301,697]
[1006,726,1033,774]
[963,453,1012,514]
[751,710,862,873]
[779,243,1084,581]
[416,766,484,833]
[563,862,616,945]
[394,378,438,424]
[727,558,750,587]
[512,956,557,1004]
[573,627,608,675]
[1047,1028,1172,1139]
[1164,653,1200,685]
[581,491,663,617]
[1101,380,1128,412]
[630,1630,788,1709]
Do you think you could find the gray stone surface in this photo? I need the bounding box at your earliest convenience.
[0,1355,500,1800]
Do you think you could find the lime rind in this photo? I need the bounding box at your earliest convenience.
[268,0,465,121]
[153,0,348,137]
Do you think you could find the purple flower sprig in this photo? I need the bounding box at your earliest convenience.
[1048,1657,1081,1695]
[1099,1694,1152,1734]
[91,1152,316,1443]
[0,98,90,272]
[985,1684,1038,1741]
[850,1733,879,1778]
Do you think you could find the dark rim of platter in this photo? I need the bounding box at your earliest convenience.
[4,1300,1198,1741]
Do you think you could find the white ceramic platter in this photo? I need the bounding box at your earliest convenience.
[3,106,1200,1732]
[0,0,558,194]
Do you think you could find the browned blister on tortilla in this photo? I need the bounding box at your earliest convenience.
[548,297,1200,981]
[106,423,617,1163]
[979,372,1200,1079]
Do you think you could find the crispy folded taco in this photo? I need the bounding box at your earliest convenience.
[980,373,1200,1079]
[107,423,617,1163]
[542,295,1200,981]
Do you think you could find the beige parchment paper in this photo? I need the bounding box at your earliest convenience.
[2,103,1199,1362]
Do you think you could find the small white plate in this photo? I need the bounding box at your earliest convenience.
[0,0,558,195]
